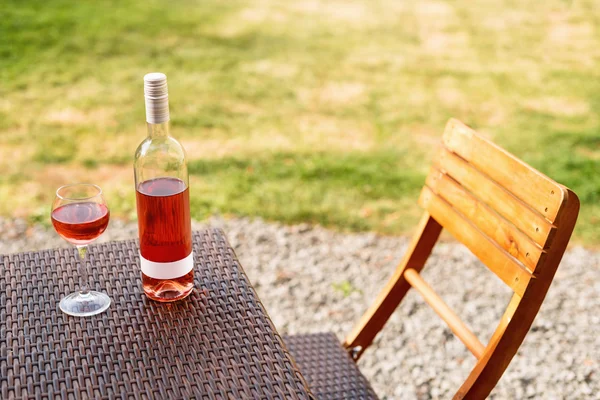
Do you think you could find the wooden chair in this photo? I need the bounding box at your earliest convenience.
[284,119,580,399]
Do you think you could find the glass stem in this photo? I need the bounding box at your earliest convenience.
[76,245,90,295]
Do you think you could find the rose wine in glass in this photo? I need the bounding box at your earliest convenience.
[134,73,194,302]
[51,184,111,317]
[52,202,110,244]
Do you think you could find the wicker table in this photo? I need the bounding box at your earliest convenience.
[1,229,314,399]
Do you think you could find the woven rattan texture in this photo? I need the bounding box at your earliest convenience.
[1,229,313,400]
[284,333,378,400]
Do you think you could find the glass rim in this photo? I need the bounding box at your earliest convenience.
[55,183,103,201]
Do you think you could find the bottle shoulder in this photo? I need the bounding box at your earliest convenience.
[134,136,187,162]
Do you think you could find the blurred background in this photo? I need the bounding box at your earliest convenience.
[2,0,598,244]
[2,1,600,398]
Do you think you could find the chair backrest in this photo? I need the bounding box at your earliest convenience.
[344,119,580,399]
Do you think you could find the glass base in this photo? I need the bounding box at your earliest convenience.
[59,291,111,317]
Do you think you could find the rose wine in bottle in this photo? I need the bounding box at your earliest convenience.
[134,72,194,302]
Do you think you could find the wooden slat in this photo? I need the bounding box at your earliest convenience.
[404,268,485,359]
[426,168,545,273]
[443,119,564,222]
[419,186,531,297]
[437,148,556,249]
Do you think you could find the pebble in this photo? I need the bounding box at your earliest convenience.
[1,216,598,399]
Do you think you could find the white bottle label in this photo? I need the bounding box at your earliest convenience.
[140,251,194,279]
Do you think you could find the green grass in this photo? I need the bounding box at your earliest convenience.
[1,0,599,244]
[187,151,425,233]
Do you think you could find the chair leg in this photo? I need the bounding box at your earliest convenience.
[454,189,580,399]
[344,212,442,360]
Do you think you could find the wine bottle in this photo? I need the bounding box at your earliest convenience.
[134,72,194,302]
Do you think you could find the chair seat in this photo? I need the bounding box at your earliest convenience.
[284,333,378,400]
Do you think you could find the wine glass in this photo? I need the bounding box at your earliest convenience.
[51,183,111,317]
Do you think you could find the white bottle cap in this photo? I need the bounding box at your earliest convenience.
[144,72,170,124]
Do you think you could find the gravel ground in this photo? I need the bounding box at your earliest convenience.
[1,216,598,399]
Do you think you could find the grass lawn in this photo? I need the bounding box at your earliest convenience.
[1,0,599,244]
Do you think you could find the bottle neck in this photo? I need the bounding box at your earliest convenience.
[144,72,171,138]
[147,121,170,138]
